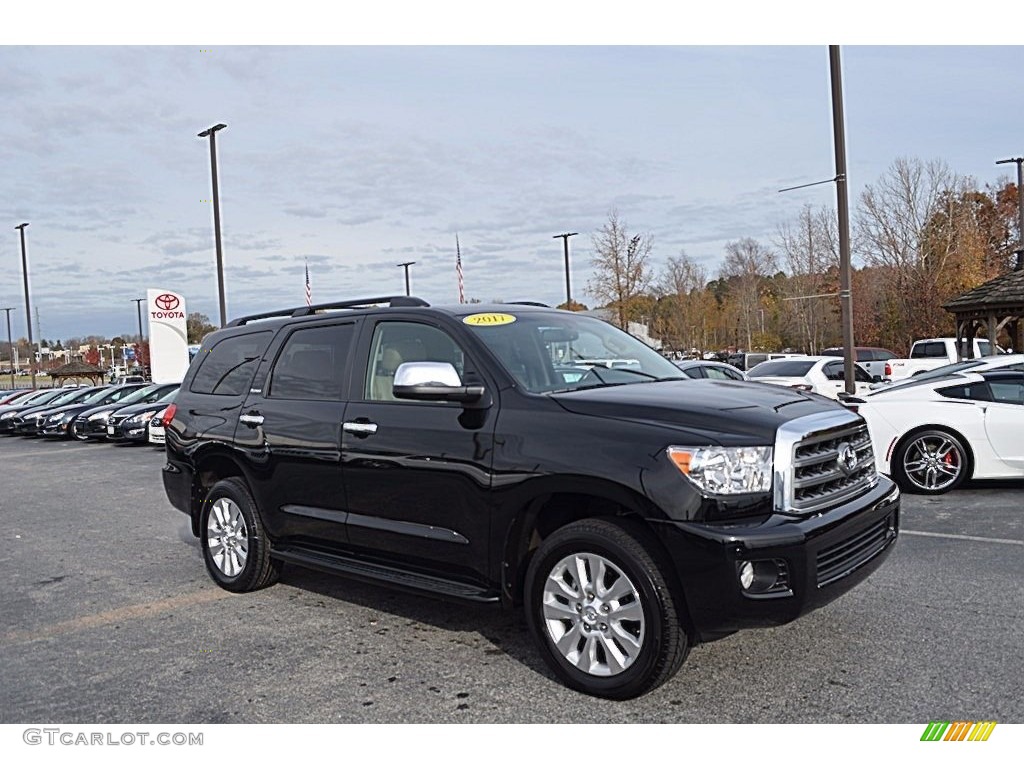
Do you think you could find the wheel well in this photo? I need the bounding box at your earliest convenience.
[508,492,651,606]
[190,453,248,536]
[893,424,975,479]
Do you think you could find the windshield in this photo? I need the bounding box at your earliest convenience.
[80,387,117,405]
[748,359,816,377]
[117,384,166,406]
[463,311,683,394]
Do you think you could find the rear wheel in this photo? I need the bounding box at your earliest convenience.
[892,429,969,494]
[201,478,280,592]
[524,518,689,699]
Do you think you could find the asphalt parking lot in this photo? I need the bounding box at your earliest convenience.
[1,436,1021,724]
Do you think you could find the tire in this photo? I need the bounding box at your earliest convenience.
[68,421,88,441]
[892,428,970,495]
[201,477,280,592]
[524,518,689,699]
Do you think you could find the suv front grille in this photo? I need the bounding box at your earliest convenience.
[774,412,878,515]
[816,512,896,587]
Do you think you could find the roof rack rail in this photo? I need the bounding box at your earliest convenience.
[227,296,429,326]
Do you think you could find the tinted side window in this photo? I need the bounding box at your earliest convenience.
[872,349,897,361]
[937,383,991,402]
[706,366,740,381]
[269,323,355,400]
[912,342,946,358]
[190,331,271,396]
[987,379,1024,406]
[823,362,844,381]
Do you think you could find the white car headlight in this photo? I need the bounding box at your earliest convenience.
[667,445,773,495]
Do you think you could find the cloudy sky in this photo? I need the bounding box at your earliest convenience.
[2,19,1022,340]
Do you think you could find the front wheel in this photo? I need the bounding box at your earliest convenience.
[201,478,280,592]
[524,518,689,699]
[892,429,970,494]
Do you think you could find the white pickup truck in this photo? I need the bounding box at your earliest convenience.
[885,337,1001,381]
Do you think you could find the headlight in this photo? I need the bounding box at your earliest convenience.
[667,445,773,495]
[47,411,66,423]
[1,411,16,421]
[88,410,113,422]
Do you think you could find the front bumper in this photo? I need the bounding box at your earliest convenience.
[74,417,111,439]
[650,477,900,642]
[40,421,73,437]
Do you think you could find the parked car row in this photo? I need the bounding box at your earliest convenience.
[0,382,178,445]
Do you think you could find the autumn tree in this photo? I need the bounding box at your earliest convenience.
[654,251,710,353]
[187,312,217,344]
[84,346,101,366]
[856,157,1002,352]
[588,210,653,329]
[720,237,776,350]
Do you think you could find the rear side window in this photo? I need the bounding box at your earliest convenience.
[871,349,897,361]
[937,383,991,402]
[912,342,947,358]
[986,379,1024,405]
[748,360,815,377]
[269,323,356,400]
[190,331,271,396]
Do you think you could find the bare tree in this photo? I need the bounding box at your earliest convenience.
[588,210,653,329]
[856,157,972,350]
[776,205,839,354]
[657,251,708,353]
[721,238,776,350]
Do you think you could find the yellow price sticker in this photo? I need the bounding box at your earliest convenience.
[462,313,517,327]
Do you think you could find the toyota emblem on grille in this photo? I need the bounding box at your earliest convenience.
[836,442,858,475]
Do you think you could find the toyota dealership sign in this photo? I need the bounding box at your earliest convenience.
[147,288,189,384]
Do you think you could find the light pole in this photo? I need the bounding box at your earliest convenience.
[996,156,1024,268]
[15,223,37,389]
[1,307,14,389]
[132,298,146,377]
[397,261,415,296]
[553,232,578,308]
[198,123,228,327]
[829,46,856,395]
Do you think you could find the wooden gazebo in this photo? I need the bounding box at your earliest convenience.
[943,260,1024,358]
[47,361,107,387]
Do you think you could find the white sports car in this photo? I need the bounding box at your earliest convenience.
[848,370,1024,494]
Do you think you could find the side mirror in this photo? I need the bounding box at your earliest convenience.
[393,361,486,405]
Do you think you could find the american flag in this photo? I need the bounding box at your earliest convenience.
[456,234,465,304]
[305,260,312,306]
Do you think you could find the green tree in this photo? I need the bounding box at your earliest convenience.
[187,312,217,344]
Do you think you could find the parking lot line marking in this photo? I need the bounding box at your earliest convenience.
[901,529,1023,546]
[0,589,235,647]
[0,445,114,459]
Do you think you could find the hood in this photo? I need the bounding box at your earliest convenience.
[549,379,843,444]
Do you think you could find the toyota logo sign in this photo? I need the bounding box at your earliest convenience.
[155,294,180,311]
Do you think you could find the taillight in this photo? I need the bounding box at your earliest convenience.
[161,403,177,427]
[884,362,891,376]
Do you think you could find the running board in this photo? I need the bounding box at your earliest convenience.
[271,546,500,603]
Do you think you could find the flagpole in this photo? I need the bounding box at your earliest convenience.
[456,234,465,304]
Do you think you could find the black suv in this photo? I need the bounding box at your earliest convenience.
[163,296,899,699]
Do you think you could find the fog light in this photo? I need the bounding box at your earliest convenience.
[739,561,755,590]
[737,559,791,596]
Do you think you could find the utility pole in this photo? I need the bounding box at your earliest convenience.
[995,156,1024,268]
[132,298,146,377]
[553,232,578,308]
[198,123,228,327]
[397,262,415,296]
[15,223,37,389]
[829,46,856,395]
[1,307,14,389]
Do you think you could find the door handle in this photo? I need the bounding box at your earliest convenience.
[239,412,264,427]
[343,421,378,436]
